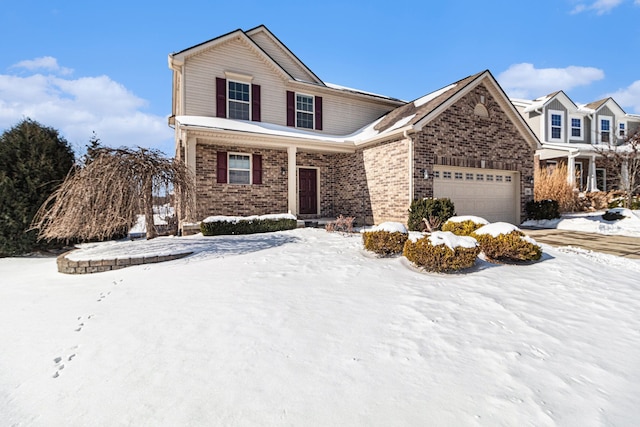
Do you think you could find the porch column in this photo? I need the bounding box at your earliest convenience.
[587,155,598,191]
[287,146,297,215]
[567,154,576,186]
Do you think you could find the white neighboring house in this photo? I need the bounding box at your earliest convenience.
[513,92,640,192]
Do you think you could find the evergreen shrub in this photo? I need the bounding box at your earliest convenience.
[200,217,297,236]
[362,230,408,256]
[403,235,480,273]
[525,200,560,220]
[471,230,542,263]
[441,218,487,236]
[407,198,455,231]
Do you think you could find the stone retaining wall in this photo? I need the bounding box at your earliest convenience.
[57,251,193,274]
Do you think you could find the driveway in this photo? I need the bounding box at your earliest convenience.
[522,228,640,259]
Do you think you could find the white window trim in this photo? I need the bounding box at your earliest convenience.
[227,79,251,121]
[599,115,612,144]
[618,120,627,139]
[228,152,251,185]
[569,115,583,141]
[295,92,315,129]
[548,109,564,142]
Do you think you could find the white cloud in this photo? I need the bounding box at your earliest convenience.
[497,63,605,99]
[607,80,640,114]
[11,56,73,76]
[571,0,624,14]
[0,58,173,155]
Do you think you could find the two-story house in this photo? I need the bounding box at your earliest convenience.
[168,25,539,230]
[513,92,640,192]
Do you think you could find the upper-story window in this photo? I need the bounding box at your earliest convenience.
[619,121,626,139]
[296,94,314,129]
[549,110,563,141]
[570,117,582,140]
[228,81,250,120]
[599,116,612,144]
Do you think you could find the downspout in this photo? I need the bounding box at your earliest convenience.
[405,129,414,203]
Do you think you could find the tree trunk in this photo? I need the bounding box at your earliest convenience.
[143,179,157,240]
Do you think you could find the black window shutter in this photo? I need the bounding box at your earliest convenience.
[315,96,323,130]
[286,91,295,127]
[216,77,227,118]
[217,151,227,183]
[251,84,261,122]
[252,154,262,185]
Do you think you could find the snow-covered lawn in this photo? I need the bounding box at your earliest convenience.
[2,218,640,425]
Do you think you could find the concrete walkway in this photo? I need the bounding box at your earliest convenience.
[522,228,640,259]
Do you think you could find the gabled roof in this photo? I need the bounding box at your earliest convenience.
[168,27,296,82]
[581,97,626,116]
[522,90,578,113]
[370,70,539,149]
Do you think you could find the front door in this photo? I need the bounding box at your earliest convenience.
[299,168,318,215]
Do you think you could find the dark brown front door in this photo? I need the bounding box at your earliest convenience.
[299,168,317,215]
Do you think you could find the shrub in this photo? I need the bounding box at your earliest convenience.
[441,216,489,236]
[534,163,578,212]
[403,232,480,273]
[325,215,355,233]
[472,223,542,263]
[525,200,560,220]
[363,231,408,256]
[608,196,640,210]
[602,208,630,221]
[407,198,455,232]
[200,217,297,236]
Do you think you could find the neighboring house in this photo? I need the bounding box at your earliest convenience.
[512,93,640,192]
[168,25,539,228]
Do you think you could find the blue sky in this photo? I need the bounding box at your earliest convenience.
[1,0,639,156]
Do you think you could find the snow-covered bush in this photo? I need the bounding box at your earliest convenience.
[325,215,355,233]
[471,222,542,263]
[441,215,489,236]
[200,214,297,236]
[407,198,455,231]
[403,231,479,273]
[602,207,633,221]
[362,222,408,256]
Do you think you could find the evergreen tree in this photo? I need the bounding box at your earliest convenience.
[0,118,75,256]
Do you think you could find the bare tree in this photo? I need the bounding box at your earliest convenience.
[593,128,640,208]
[32,147,195,242]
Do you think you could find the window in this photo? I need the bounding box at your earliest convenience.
[619,122,626,138]
[486,174,494,181]
[496,175,503,182]
[228,154,250,184]
[596,168,606,191]
[466,173,474,180]
[570,117,582,139]
[443,171,452,179]
[455,172,463,180]
[549,110,563,141]
[296,94,314,129]
[599,116,612,144]
[433,171,440,179]
[228,81,250,120]
[505,176,512,182]
[476,174,484,181]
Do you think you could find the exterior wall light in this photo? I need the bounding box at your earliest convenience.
[421,169,429,179]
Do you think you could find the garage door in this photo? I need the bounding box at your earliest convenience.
[433,166,519,224]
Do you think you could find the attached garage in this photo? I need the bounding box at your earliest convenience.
[433,165,520,224]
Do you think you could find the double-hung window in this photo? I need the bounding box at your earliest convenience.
[600,116,611,144]
[570,117,582,140]
[228,81,250,120]
[549,110,563,141]
[228,154,251,184]
[296,94,314,129]
[619,122,626,139]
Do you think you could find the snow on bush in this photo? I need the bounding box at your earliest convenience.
[201,214,297,236]
[472,222,542,263]
[441,215,489,236]
[403,231,480,273]
[362,222,408,256]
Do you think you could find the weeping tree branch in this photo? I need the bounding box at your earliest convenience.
[31,147,195,242]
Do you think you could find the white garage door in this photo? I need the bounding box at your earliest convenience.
[433,166,519,224]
